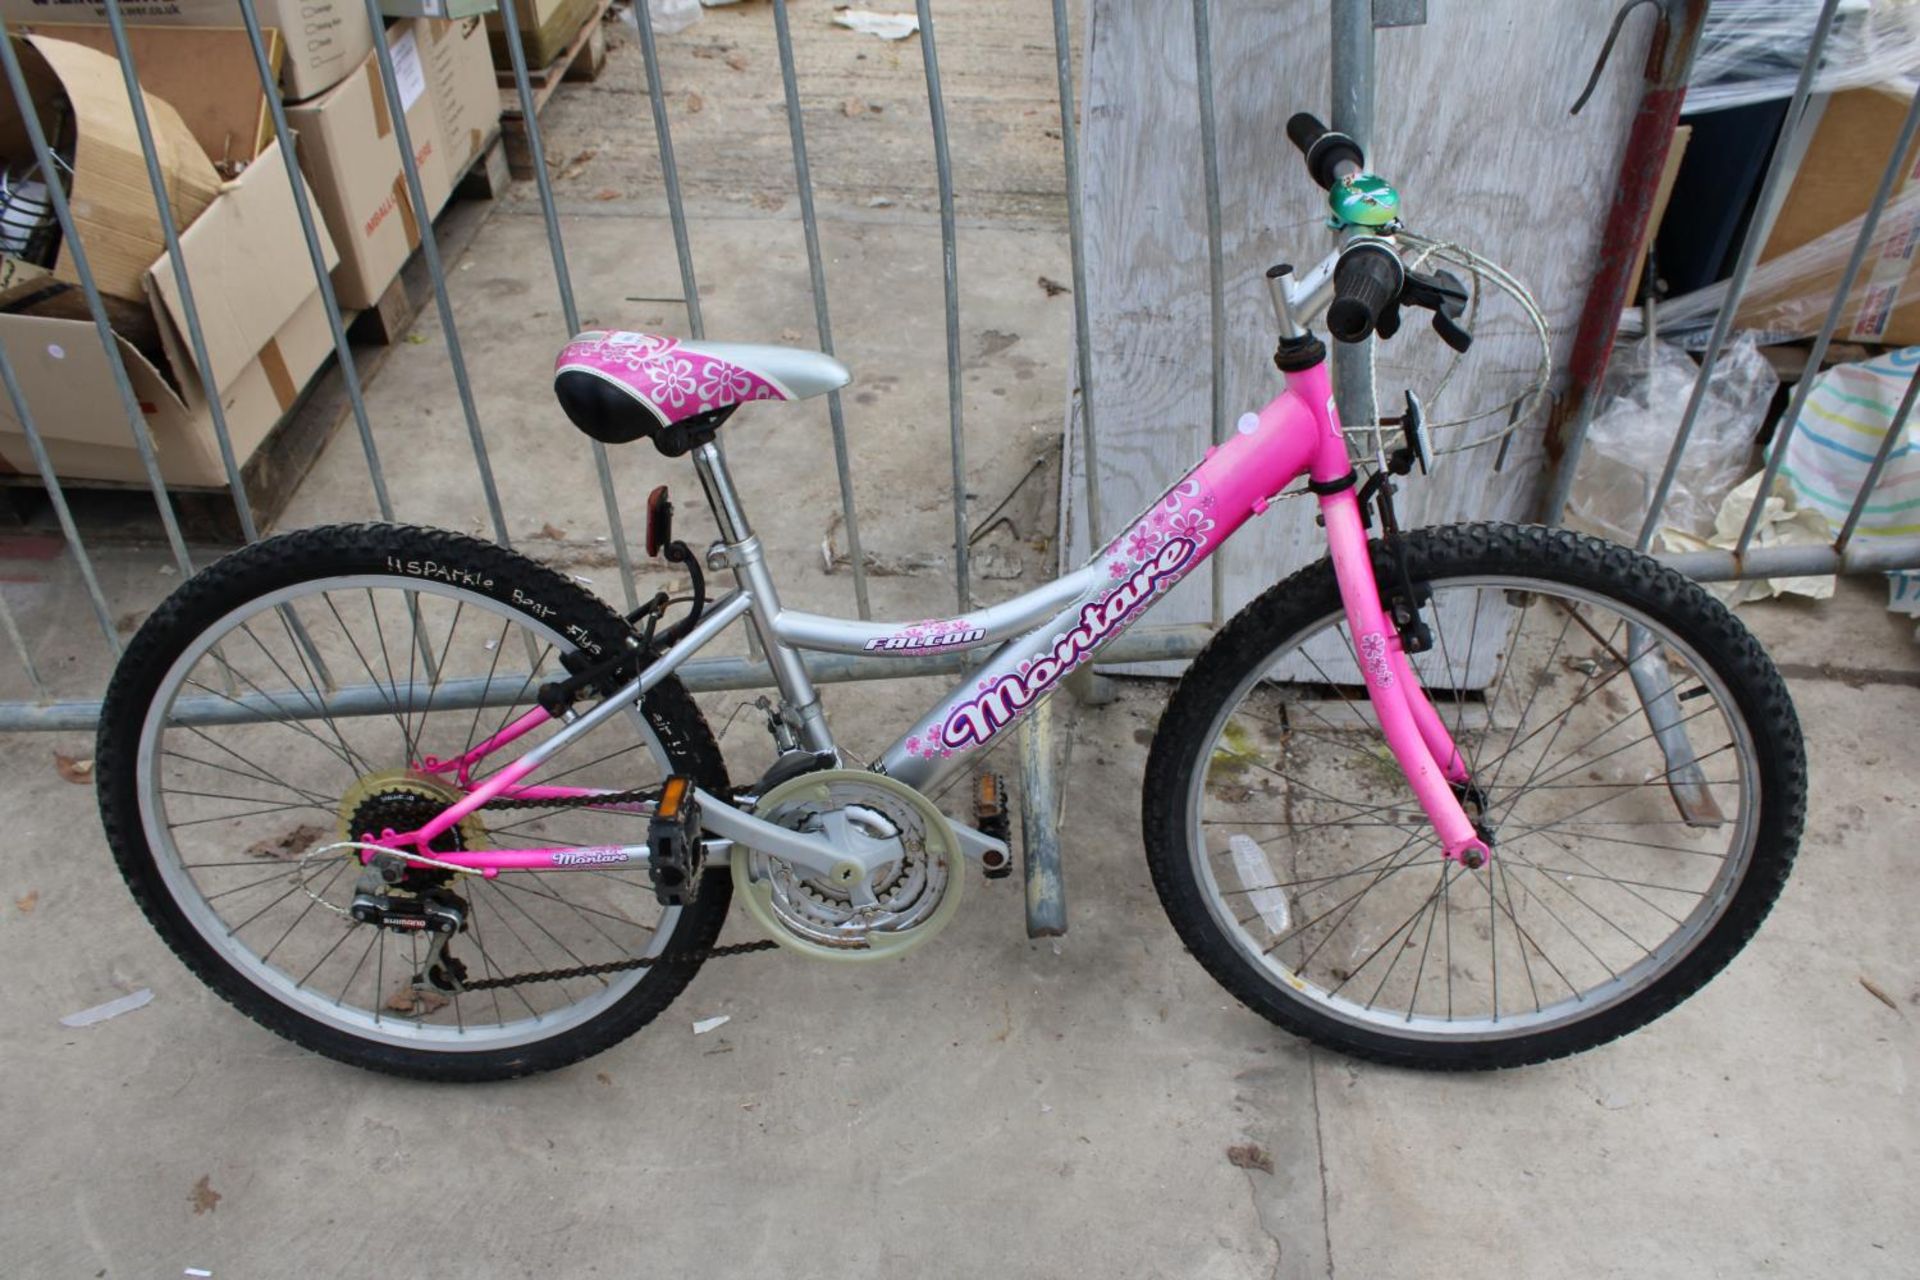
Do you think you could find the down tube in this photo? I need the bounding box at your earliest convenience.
[880,386,1326,793]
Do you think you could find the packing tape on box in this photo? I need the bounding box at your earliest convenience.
[259,338,297,413]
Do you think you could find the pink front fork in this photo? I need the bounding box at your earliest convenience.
[1319,486,1488,867]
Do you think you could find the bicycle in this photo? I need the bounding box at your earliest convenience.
[95,113,1805,1081]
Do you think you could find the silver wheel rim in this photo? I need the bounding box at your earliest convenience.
[136,574,682,1054]
[1185,575,1760,1043]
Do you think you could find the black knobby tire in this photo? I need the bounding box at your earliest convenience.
[96,523,734,1082]
[1142,523,1806,1070]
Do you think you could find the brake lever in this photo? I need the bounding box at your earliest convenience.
[1401,267,1472,352]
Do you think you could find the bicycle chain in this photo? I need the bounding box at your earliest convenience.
[429,785,779,991]
[456,938,779,992]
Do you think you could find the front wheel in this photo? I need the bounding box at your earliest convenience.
[1144,523,1805,1070]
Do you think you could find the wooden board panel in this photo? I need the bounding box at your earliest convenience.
[1065,0,1650,682]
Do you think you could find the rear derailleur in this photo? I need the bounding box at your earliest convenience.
[349,868,472,994]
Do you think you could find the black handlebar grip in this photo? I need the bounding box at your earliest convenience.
[1286,111,1329,154]
[1326,242,1404,344]
[1286,110,1366,190]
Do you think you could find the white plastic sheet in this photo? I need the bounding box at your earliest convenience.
[1688,0,1920,115]
[1566,336,1776,546]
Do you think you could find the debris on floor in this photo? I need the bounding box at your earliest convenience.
[693,1014,731,1034]
[53,752,94,785]
[1226,1142,1274,1175]
[833,8,920,40]
[59,988,154,1028]
[245,823,328,861]
[189,1175,221,1216]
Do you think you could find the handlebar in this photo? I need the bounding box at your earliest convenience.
[1279,109,1474,352]
[1285,111,1365,191]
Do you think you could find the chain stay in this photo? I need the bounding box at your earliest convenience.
[418,783,775,991]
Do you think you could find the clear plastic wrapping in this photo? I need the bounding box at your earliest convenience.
[1565,335,1775,545]
[1645,184,1920,348]
[1688,0,1920,116]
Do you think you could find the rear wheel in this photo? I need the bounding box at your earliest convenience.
[1144,523,1805,1070]
[96,524,733,1081]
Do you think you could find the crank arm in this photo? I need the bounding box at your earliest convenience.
[693,787,876,881]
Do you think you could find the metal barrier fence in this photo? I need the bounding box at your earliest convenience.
[0,0,1915,742]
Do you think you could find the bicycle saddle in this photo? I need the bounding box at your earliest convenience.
[554,329,851,449]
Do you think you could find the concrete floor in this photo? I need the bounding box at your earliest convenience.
[2,3,1918,1276]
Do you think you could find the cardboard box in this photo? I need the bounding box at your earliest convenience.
[0,34,221,302]
[0,0,373,102]
[0,29,340,488]
[17,23,285,168]
[419,14,500,178]
[1740,87,1920,347]
[486,0,598,70]
[287,21,452,311]
[382,0,499,17]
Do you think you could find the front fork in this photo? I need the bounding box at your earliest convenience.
[1318,487,1491,869]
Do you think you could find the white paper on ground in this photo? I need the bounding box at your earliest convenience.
[832,9,921,40]
[60,988,154,1028]
[1227,835,1290,936]
[692,1015,730,1034]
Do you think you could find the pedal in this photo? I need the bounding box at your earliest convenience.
[973,772,1013,879]
[647,775,705,905]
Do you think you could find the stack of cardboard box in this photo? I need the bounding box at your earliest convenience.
[0,4,500,487]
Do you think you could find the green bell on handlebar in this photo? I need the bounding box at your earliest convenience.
[1327,173,1400,229]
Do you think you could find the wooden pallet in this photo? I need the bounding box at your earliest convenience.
[0,134,510,544]
[499,8,610,180]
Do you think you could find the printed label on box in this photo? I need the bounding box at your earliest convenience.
[391,27,428,113]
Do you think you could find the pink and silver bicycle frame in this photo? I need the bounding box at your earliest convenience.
[395,349,1490,875]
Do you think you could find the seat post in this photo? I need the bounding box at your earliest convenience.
[691,441,753,544]
[688,439,837,758]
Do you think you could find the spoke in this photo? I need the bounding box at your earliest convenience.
[1502,850,1704,900]
[1406,861,1454,1019]
[336,928,380,1008]
[461,617,515,759]
[1510,838,1688,927]
[163,746,334,808]
[237,620,374,775]
[483,879,608,984]
[1272,827,1438,965]
[325,590,411,751]
[1479,599,1581,804]
[467,899,538,1022]
[1433,586,1486,775]
[1497,861,1619,981]
[161,786,331,809]
[1483,613,1622,808]
[259,862,350,966]
[202,867,303,902]
[1221,856,1448,902]
[170,801,334,828]
[1343,865,1452,1006]
[263,613,375,777]
[367,587,413,764]
[224,877,309,938]
[294,918,358,989]
[415,599,466,741]
[1505,859,1652,957]
[1493,855,1553,1010]
[1497,741,1735,839]
[497,872,653,936]
[181,673,359,776]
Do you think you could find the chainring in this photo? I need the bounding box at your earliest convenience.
[733,769,964,961]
